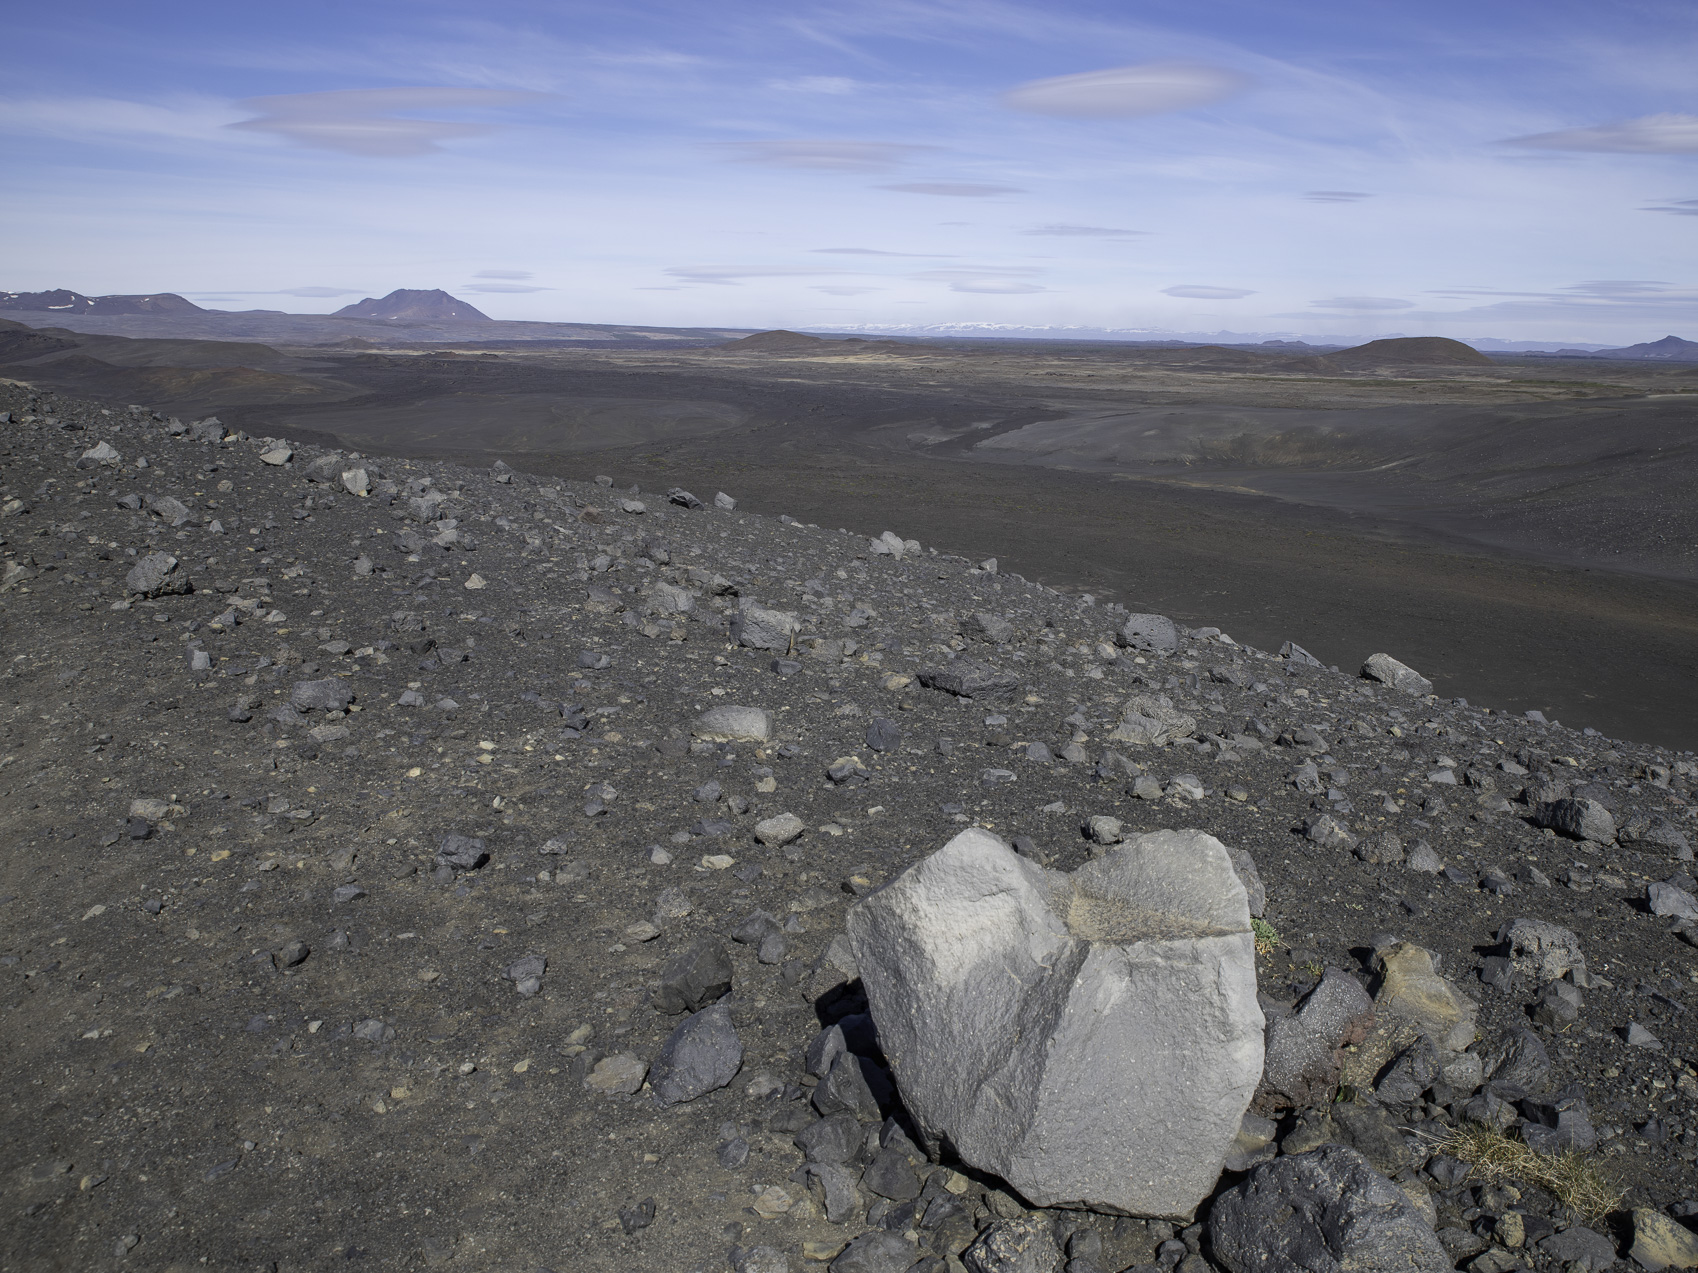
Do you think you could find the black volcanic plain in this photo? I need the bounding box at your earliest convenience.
[4,316,1697,748]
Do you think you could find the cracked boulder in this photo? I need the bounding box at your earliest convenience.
[1107,694,1196,747]
[846,826,1263,1218]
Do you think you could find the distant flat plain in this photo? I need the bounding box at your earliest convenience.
[7,320,1697,749]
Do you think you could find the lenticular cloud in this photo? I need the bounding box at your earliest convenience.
[1504,113,1698,155]
[1001,62,1251,119]
[229,88,541,157]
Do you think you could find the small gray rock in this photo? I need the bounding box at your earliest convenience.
[650,1002,742,1106]
[1520,1084,1597,1152]
[806,1161,861,1223]
[1355,832,1404,865]
[290,679,354,712]
[125,551,191,597]
[1360,653,1433,696]
[694,705,774,743]
[1258,969,1375,1112]
[963,612,1016,644]
[860,1146,921,1201]
[1649,880,1698,921]
[1536,1225,1616,1271]
[652,938,733,1014]
[965,1217,1062,1273]
[866,717,902,753]
[796,1110,863,1165]
[435,833,488,872]
[832,1231,917,1273]
[916,659,1021,700]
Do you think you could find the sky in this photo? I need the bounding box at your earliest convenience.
[3,0,1697,342]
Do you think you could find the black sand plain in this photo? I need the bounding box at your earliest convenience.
[5,317,1698,750]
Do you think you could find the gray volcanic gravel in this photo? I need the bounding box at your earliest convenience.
[2,383,1697,1271]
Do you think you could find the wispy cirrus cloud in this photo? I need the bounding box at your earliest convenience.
[1304,191,1371,203]
[228,87,544,156]
[1310,296,1415,310]
[1502,113,1698,154]
[713,140,935,171]
[665,265,854,285]
[810,247,954,256]
[1000,61,1252,119]
[1162,285,1255,299]
[1021,224,1146,237]
[1643,199,1698,217]
[0,94,241,145]
[877,182,1023,197]
[767,76,859,95]
[914,268,1046,294]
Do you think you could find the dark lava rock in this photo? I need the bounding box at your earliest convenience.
[650,1003,743,1107]
[1208,1145,1450,1273]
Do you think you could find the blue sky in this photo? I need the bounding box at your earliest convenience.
[4,0,1696,341]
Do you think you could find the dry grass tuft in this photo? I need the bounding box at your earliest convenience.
[1251,918,1280,956]
[1439,1121,1622,1223]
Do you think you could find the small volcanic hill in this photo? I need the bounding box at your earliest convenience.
[718,329,841,352]
[715,329,917,354]
[0,289,206,316]
[332,289,492,322]
[1593,335,1698,362]
[1326,337,1495,369]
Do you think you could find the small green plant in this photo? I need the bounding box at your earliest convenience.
[1251,918,1280,955]
[1440,1122,1620,1223]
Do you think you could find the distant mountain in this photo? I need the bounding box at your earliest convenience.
[332,289,491,322]
[1327,337,1494,368]
[1591,335,1698,362]
[0,289,205,315]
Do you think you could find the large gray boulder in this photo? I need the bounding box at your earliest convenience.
[730,600,800,650]
[846,827,1263,1218]
[916,658,1021,700]
[1209,1145,1451,1273]
[1107,693,1196,746]
[1118,612,1179,653]
[1360,653,1433,696]
[1531,797,1616,844]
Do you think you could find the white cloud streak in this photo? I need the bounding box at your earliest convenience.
[1502,113,1698,154]
[228,87,544,157]
[1310,296,1416,310]
[876,182,1024,196]
[1000,61,1252,119]
[1162,285,1255,299]
[1021,224,1146,237]
[713,140,935,171]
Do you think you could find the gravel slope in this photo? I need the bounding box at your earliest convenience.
[2,385,1694,1272]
